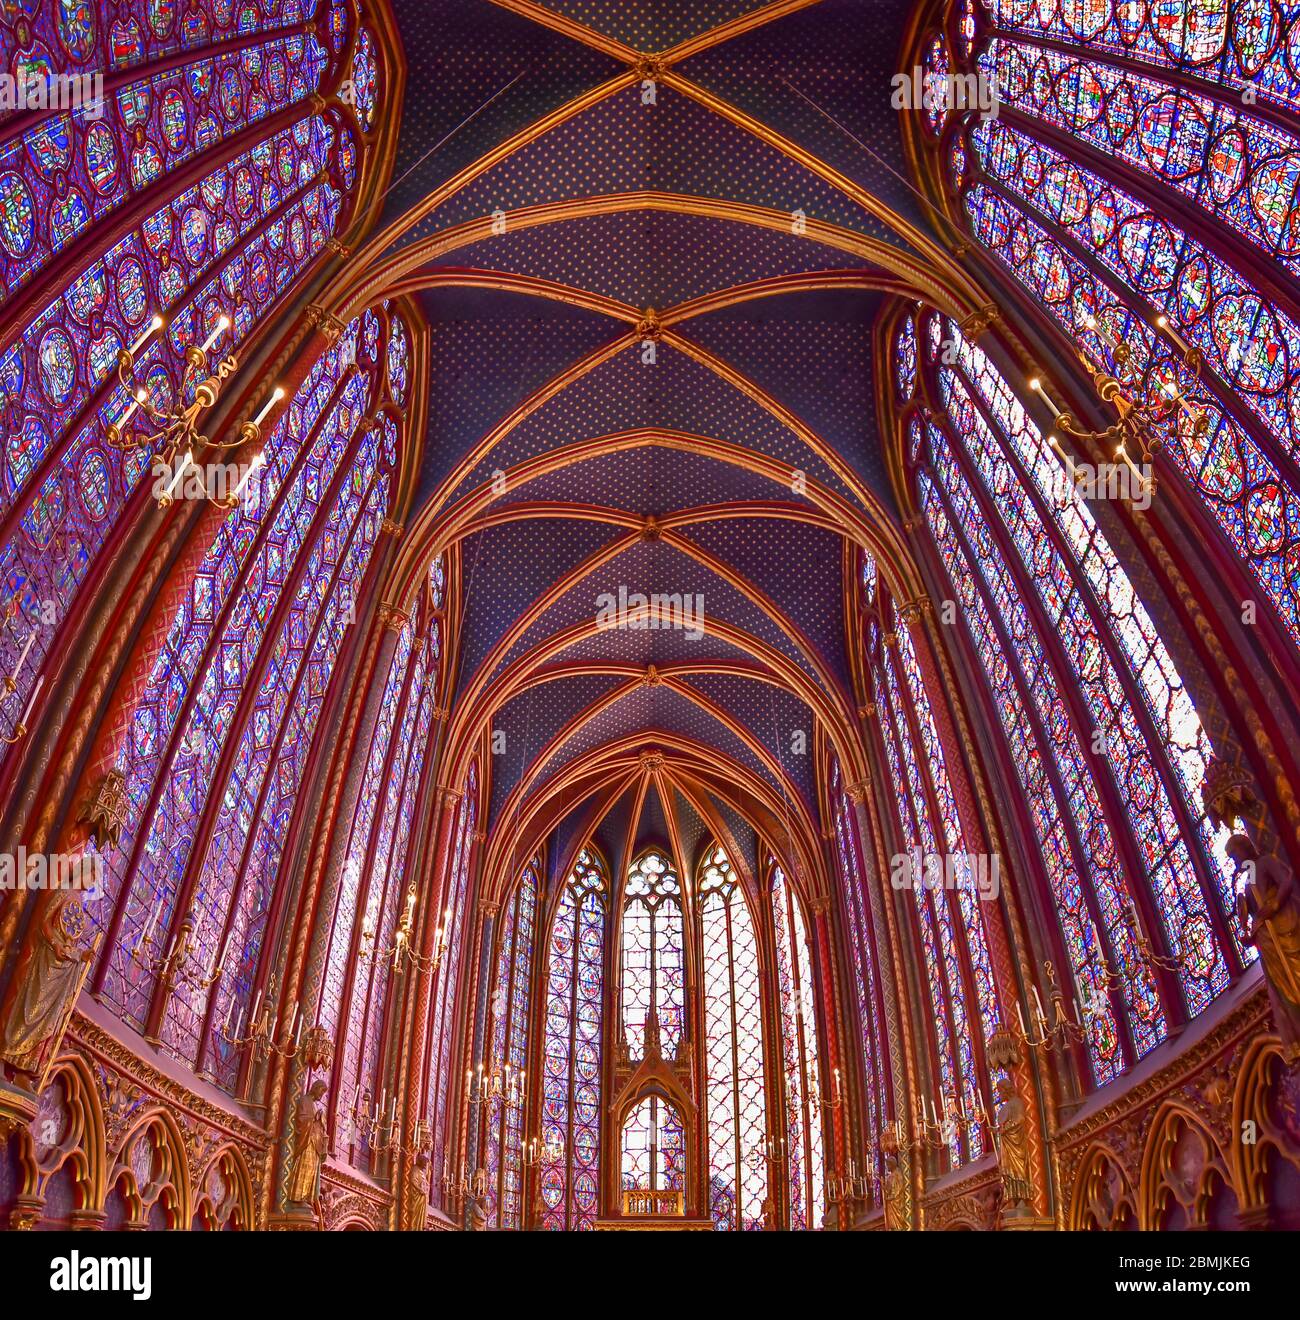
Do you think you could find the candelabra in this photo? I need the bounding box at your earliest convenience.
[103,310,283,510]
[126,911,228,995]
[218,989,323,1066]
[521,1132,564,1168]
[464,1061,525,1111]
[826,1065,845,1111]
[825,1155,873,1207]
[358,884,450,973]
[0,599,44,745]
[744,1132,788,1174]
[1029,307,1207,507]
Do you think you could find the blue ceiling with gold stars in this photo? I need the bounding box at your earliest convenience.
[378,0,920,874]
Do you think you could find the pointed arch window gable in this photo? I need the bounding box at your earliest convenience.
[620,850,685,1061]
[88,306,406,1083]
[0,6,378,743]
[540,849,606,1232]
[698,845,767,1231]
[770,859,826,1231]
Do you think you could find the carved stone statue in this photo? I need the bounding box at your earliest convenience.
[405,1150,431,1231]
[1230,835,1300,1063]
[993,1075,1034,1214]
[0,889,97,1091]
[287,1079,329,1207]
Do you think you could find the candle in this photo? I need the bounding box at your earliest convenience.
[1032,983,1046,1022]
[252,386,285,428]
[10,623,36,682]
[1154,314,1190,356]
[1015,1000,1026,1035]
[229,452,265,503]
[17,673,43,728]
[164,453,192,500]
[128,314,164,357]
[198,315,231,355]
[1029,377,1062,419]
[251,988,263,1023]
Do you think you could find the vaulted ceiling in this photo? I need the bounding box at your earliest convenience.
[346,0,969,891]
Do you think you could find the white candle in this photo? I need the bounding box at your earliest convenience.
[229,452,265,502]
[252,387,285,427]
[251,988,263,1023]
[128,314,164,357]
[11,626,36,680]
[164,453,192,500]
[1029,377,1061,419]
[199,315,230,355]
[115,387,149,434]
[1154,314,1190,356]
[1032,983,1045,1021]
[17,673,44,728]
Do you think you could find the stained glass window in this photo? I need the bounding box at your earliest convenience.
[86,306,406,1087]
[322,581,442,1165]
[0,10,369,744]
[620,850,685,1061]
[770,859,826,1230]
[429,763,478,1203]
[930,2,1300,651]
[621,1095,685,1194]
[897,293,1249,1081]
[540,849,606,1231]
[698,845,767,1231]
[830,759,890,1196]
[484,857,537,1230]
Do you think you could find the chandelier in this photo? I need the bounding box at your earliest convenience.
[1030,308,1206,506]
[104,311,282,510]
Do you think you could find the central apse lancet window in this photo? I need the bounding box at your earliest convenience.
[620,850,685,1061]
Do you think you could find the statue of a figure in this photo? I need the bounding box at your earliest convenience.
[405,1150,431,1231]
[287,1079,329,1207]
[761,1194,777,1231]
[882,1153,907,1231]
[1231,836,1300,1063]
[0,889,98,1090]
[993,1075,1034,1212]
[467,1185,489,1232]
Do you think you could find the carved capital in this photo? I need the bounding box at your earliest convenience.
[845,778,871,803]
[380,517,404,538]
[377,601,411,632]
[897,595,932,626]
[957,303,999,339]
[305,304,346,343]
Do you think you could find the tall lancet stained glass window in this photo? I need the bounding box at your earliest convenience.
[428,758,477,1203]
[895,303,1246,1085]
[698,845,767,1231]
[770,859,826,1230]
[621,850,685,1061]
[484,857,538,1230]
[86,304,409,1087]
[540,849,606,1231]
[830,756,890,1195]
[320,553,442,1168]
[0,0,382,744]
